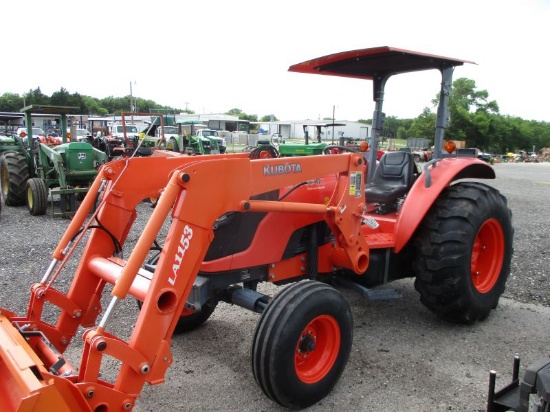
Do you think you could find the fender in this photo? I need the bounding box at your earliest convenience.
[394,157,495,252]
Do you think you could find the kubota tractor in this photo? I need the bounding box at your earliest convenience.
[0,46,513,411]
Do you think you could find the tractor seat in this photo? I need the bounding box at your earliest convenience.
[365,151,415,204]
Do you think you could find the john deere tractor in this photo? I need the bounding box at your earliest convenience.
[0,105,106,217]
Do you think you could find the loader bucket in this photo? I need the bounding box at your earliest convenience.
[0,315,90,411]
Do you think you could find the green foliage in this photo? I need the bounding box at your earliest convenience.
[260,114,279,122]
[396,126,407,139]
[0,93,24,111]
[226,108,258,122]
[378,78,550,154]
[0,88,182,115]
[407,108,437,141]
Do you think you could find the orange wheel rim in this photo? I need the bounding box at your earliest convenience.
[295,315,340,383]
[471,218,504,293]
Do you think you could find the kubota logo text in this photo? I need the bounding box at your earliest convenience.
[169,225,193,285]
[263,163,302,176]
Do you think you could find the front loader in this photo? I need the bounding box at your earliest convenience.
[0,46,513,410]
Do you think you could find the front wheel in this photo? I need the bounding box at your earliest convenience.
[252,280,353,409]
[412,182,513,323]
[166,137,179,153]
[26,178,48,215]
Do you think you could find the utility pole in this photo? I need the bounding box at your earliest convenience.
[332,105,335,144]
[130,81,136,124]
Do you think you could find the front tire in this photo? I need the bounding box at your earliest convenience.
[252,280,353,409]
[413,182,513,323]
[166,137,179,153]
[26,178,48,215]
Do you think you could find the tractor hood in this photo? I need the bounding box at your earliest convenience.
[288,46,475,79]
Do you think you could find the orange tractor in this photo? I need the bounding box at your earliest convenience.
[0,46,513,410]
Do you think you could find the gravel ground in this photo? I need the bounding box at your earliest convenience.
[486,162,550,308]
[0,161,548,411]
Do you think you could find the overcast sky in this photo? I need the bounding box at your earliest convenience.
[3,0,549,122]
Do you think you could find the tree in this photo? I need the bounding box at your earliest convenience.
[441,78,499,147]
[227,108,243,116]
[226,108,257,122]
[260,114,278,122]
[407,107,436,141]
[382,116,399,138]
[0,93,25,111]
[25,87,50,106]
[50,88,72,106]
[396,126,407,139]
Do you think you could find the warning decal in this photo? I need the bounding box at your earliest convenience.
[349,172,362,198]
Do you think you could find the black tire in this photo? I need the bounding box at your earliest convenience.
[26,178,48,216]
[252,280,353,409]
[412,181,513,323]
[166,137,179,153]
[137,252,218,333]
[173,301,218,334]
[1,151,30,206]
[136,298,217,334]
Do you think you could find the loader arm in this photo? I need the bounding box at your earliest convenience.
[0,151,369,411]
[37,142,68,187]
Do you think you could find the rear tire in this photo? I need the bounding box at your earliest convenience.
[137,253,218,333]
[173,302,218,334]
[252,280,353,409]
[136,298,217,334]
[1,151,29,206]
[26,178,48,215]
[413,182,513,323]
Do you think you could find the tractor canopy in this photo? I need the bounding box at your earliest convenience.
[288,46,475,79]
[289,46,476,178]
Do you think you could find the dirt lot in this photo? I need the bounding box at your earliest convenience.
[0,162,548,411]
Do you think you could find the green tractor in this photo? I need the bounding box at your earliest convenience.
[278,141,327,156]
[166,120,222,155]
[136,116,222,156]
[0,105,106,217]
[0,112,24,214]
[0,112,25,153]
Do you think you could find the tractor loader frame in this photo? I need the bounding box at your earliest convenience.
[0,152,370,411]
[0,47,513,410]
